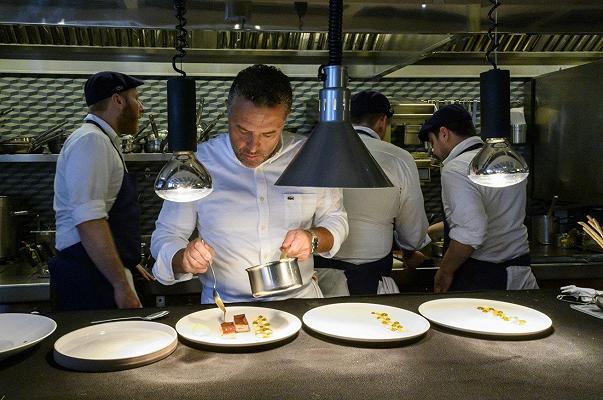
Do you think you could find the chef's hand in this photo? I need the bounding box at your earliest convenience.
[175,238,214,274]
[281,229,313,261]
[134,264,155,281]
[113,283,142,309]
[402,250,425,270]
[434,268,454,293]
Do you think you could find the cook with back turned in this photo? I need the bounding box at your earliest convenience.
[419,104,538,293]
[150,64,348,303]
[50,71,150,311]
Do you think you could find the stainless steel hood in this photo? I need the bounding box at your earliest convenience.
[0,1,602,78]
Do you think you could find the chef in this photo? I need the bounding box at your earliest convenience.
[151,64,348,303]
[50,71,147,310]
[418,104,538,292]
[314,91,430,295]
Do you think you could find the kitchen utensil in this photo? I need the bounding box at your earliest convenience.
[547,195,558,219]
[175,306,302,348]
[418,298,553,337]
[532,215,557,245]
[90,310,169,324]
[53,321,177,372]
[303,303,430,343]
[208,262,227,321]
[0,196,30,260]
[578,221,603,249]
[511,124,527,144]
[0,313,57,360]
[246,257,303,298]
[197,111,224,143]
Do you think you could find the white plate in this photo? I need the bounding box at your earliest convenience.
[418,298,553,336]
[53,321,177,371]
[176,306,301,347]
[302,303,430,343]
[0,313,57,360]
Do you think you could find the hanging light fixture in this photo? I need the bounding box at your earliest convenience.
[154,0,213,202]
[468,0,529,188]
[275,0,392,188]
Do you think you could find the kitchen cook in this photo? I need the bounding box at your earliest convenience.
[419,104,538,292]
[50,71,149,310]
[151,64,349,303]
[315,90,430,295]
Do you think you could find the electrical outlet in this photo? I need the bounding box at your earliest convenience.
[156,296,166,308]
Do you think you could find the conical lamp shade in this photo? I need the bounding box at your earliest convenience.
[275,120,392,187]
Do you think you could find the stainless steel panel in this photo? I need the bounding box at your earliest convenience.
[532,59,603,204]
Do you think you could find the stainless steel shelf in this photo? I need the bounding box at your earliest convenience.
[0,153,171,162]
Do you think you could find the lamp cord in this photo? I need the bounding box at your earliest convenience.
[486,0,500,70]
[172,0,188,77]
[318,0,343,81]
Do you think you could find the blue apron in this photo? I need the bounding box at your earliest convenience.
[49,120,141,311]
[442,142,530,290]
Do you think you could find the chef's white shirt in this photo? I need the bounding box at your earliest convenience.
[333,126,430,264]
[151,131,349,303]
[54,114,125,250]
[442,136,529,262]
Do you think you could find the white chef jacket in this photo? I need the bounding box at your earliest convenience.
[54,114,125,251]
[442,136,529,262]
[333,126,430,264]
[151,131,349,304]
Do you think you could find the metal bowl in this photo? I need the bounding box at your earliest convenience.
[246,257,303,298]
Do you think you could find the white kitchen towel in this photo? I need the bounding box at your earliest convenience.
[377,276,400,295]
[561,285,603,302]
[570,304,603,320]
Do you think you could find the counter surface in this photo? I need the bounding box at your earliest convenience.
[0,290,601,400]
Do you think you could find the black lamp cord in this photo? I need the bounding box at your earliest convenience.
[318,0,343,81]
[486,0,500,70]
[172,0,188,77]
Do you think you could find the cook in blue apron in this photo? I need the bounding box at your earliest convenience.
[49,120,141,311]
[441,143,531,290]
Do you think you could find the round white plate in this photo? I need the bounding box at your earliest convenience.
[53,321,177,371]
[418,298,553,336]
[302,303,430,343]
[176,306,301,347]
[0,313,57,360]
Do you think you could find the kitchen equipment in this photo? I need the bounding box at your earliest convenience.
[197,111,224,143]
[120,134,137,153]
[418,298,553,337]
[53,321,177,372]
[30,230,56,257]
[532,215,558,245]
[511,124,527,144]
[175,306,302,348]
[246,257,303,298]
[90,310,169,324]
[144,113,163,153]
[302,303,430,343]
[208,262,227,320]
[0,196,30,260]
[0,313,57,361]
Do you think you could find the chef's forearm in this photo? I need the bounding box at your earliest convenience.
[311,227,334,253]
[439,239,474,274]
[76,218,131,290]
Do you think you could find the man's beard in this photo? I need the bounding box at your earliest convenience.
[116,103,139,136]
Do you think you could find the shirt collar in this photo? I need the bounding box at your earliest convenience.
[443,136,484,166]
[352,125,380,140]
[84,114,120,147]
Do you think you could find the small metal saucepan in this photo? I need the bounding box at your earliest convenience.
[246,257,303,298]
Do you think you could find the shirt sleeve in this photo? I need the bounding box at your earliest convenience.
[442,166,487,248]
[313,188,349,258]
[150,199,198,285]
[392,156,431,251]
[63,133,122,226]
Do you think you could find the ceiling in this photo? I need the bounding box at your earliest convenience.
[0,1,602,78]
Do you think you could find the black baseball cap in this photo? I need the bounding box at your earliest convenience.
[418,104,473,142]
[84,71,144,106]
[350,91,394,118]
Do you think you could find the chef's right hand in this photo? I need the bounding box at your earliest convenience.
[113,283,142,309]
[178,238,214,274]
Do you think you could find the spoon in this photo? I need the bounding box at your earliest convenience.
[209,262,227,321]
[90,310,170,324]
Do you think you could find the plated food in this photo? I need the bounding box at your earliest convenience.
[303,303,430,343]
[418,298,552,337]
[176,306,301,347]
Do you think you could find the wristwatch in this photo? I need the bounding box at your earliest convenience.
[306,229,319,254]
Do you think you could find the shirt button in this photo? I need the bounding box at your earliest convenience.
[261,225,267,231]
[259,196,265,202]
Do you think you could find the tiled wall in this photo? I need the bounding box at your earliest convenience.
[0,74,527,236]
